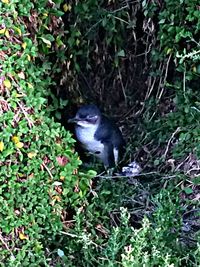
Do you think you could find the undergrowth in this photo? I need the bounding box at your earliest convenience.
[0,0,94,265]
[0,0,200,266]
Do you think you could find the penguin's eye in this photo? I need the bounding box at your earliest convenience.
[86,115,98,123]
[87,115,96,119]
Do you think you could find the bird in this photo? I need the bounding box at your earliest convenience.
[68,104,125,169]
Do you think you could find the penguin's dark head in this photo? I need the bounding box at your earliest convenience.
[68,104,101,127]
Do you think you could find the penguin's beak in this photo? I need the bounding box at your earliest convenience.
[68,117,79,123]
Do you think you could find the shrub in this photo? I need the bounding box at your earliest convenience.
[0,0,94,265]
[56,188,198,266]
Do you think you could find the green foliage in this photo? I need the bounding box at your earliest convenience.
[64,0,129,70]
[58,0,200,265]
[52,188,197,266]
[0,0,94,265]
[53,0,139,100]
[143,0,200,71]
[136,0,200,167]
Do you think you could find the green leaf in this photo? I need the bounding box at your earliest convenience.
[40,37,51,47]
[154,159,160,166]
[192,177,200,185]
[117,50,125,57]
[183,187,193,195]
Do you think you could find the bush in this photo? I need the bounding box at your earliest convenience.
[0,0,94,265]
[56,187,198,266]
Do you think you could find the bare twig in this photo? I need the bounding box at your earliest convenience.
[84,20,102,37]
[17,101,34,128]
[163,127,181,159]
[183,65,186,98]
[60,231,78,238]
[111,15,130,25]
[134,44,152,58]
[145,61,162,100]
[157,54,172,100]
[183,208,200,218]
[42,162,54,179]
[96,171,158,179]
[118,69,127,104]
[109,4,130,14]
[109,212,118,227]
[175,154,191,172]
[0,234,15,259]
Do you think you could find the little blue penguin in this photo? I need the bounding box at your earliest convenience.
[68,104,125,168]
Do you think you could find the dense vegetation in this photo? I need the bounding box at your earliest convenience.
[0,0,199,266]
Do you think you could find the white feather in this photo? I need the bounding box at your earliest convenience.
[113,148,119,164]
[75,124,104,160]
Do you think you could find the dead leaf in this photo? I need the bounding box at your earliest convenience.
[56,156,69,166]
[52,195,61,202]
[18,72,25,79]
[19,232,28,240]
[16,142,24,149]
[27,151,37,159]
[0,141,4,152]
[3,79,11,89]
[12,136,19,143]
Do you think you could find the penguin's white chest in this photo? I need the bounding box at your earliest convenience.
[75,125,104,157]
